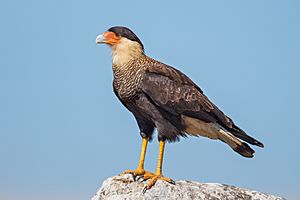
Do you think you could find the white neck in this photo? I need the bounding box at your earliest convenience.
[111,38,143,69]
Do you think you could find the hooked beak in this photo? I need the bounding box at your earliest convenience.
[96,34,106,44]
[96,31,120,45]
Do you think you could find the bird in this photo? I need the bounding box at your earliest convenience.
[95,26,264,192]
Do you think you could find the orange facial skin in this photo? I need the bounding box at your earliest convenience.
[102,31,121,45]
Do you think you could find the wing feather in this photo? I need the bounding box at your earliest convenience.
[139,60,263,148]
[141,64,232,128]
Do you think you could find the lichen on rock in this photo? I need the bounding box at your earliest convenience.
[91,174,285,200]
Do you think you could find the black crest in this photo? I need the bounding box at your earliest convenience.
[108,26,144,50]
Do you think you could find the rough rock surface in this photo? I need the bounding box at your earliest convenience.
[91,174,285,200]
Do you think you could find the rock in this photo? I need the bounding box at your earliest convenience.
[91,174,285,200]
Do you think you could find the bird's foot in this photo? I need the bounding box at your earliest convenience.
[121,168,153,181]
[142,173,175,193]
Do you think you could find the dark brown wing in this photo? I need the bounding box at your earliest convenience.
[141,62,233,128]
[140,61,264,147]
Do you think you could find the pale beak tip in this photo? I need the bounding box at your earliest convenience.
[96,34,105,44]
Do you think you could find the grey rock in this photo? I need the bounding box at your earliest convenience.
[91,174,285,200]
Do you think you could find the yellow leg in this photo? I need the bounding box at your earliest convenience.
[123,138,153,180]
[142,140,175,193]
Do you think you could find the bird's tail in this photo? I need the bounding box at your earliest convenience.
[216,125,255,158]
[230,125,264,148]
[182,116,257,158]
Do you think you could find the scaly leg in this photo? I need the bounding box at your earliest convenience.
[123,138,153,180]
[142,140,175,193]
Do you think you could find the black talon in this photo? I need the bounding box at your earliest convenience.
[136,176,143,181]
[170,180,176,185]
[129,172,137,181]
[142,185,148,194]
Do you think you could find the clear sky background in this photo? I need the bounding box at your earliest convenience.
[0,0,299,200]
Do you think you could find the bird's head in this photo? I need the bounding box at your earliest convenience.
[96,26,144,67]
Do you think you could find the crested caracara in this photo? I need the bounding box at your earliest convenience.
[96,26,264,192]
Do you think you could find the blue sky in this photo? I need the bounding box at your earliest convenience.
[0,0,299,199]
